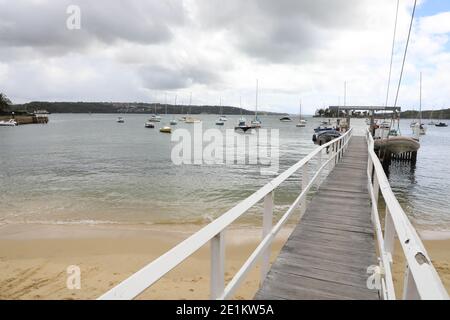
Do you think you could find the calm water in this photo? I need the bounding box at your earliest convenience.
[0,114,449,231]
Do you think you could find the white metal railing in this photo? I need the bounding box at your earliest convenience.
[366,129,449,300]
[98,128,354,300]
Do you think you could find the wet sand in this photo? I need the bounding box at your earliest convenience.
[0,223,448,300]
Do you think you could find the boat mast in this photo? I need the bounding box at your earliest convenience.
[255,79,258,120]
[419,72,422,125]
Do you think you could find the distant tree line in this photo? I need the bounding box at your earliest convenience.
[10,101,284,116]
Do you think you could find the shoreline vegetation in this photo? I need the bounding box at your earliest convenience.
[0,223,448,299]
[9,101,285,116]
[5,101,449,119]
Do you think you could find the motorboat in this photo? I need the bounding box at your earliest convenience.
[280,116,293,122]
[117,117,124,123]
[0,119,18,126]
[235,117,252,133]
[312,130,341,146]
[170,119,178,125]
[148,114,161,122]
[215,119,225,126]
[145,121,155,128]
[314,125,334,133]
[436,122,448,127]
[219,116,228,122]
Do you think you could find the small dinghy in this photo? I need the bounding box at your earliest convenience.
[280,116,293,122]
[117,117,124,123]
[160,126,172,133]
[435,122,448,127]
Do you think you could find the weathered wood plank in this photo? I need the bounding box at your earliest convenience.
[255,136,380,300]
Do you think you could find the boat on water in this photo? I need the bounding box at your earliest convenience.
[436,122,448,127]
[296,99,306,127]
[314,125,334,133]
[280,116,293,122]
[148,115,161,122]
[251,80,262,128]
[216,98,226,125]
[374,136,420,154]
[145,121,155,128]
[185,116,201,123]
[178,116,187,122]
[0,119,18,126]
[235,117,252,133]
[160,126,172,133]
[170,119,178,125]
[412,72,426,136]
[312,130,341,146]
[117,117,124,123]
[412,123,427,135]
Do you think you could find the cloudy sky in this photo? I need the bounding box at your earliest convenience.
[0,0,449,114]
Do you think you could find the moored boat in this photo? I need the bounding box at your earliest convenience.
[0,119,18,126]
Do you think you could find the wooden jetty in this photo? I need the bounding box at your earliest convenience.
[99,129,448,301]
[255,137,379,300]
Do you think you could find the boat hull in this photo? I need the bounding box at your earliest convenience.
[374,136,420,154]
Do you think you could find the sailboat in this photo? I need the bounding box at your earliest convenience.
[170,95,178,125]
[160,94,172,133]
[428,110,435,125]
[235,97,252,132]
[412,73,426,135]
[215,98,225,126]
[296,99,307,128]
[251,80,262,128]
[185,93,201,123]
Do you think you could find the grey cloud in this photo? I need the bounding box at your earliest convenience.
[0,0,185,56]
[194,0,375,63]
[139,63,221,90]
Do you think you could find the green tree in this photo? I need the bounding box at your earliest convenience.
[0,93,12,113]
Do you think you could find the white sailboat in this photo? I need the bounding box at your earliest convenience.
[296,99,307,128]
[160,94,172,133]
[413,72,426,136]
[170,95,178,125]
[216,98,225,126]
[251,79,262,128]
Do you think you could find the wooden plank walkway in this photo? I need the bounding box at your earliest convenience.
[255,136,380,300]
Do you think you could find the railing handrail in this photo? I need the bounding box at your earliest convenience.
[98,128,353,300]
[366,129,448,300]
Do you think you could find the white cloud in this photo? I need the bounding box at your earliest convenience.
[0,0,449,113]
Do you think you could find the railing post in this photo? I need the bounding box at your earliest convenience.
[260,191,274,286]
[384,208,395,263]
[403,266,420,300]
[301,162,309,214]
[316,150,322,188]
[373,173,380,204]
[210,231,225,299]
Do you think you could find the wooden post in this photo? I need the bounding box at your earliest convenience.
[210,231,225,299]
[260,191,274,286]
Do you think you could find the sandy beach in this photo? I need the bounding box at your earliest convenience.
[0,223,294,300]
[0,223,448,300]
